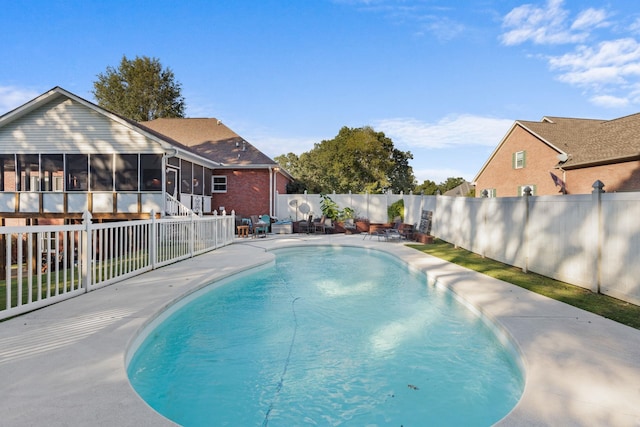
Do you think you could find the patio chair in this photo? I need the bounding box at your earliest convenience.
[315,215,334,234]
[383,218,403,241]
[251,215,269,237]
[344,218,358,234]
[399,223,415,240]
[298,214,313,233]
[260,214,271,233]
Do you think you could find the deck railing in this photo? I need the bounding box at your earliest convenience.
[165,193,193,217]
[0,210,235,320]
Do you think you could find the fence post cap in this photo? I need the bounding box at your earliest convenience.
[592,180,605,192]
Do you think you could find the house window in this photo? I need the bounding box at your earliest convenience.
[90,154,114,191]
[181,160,192,193]
[41,155,64,192]
[483,188,496,197]
[66,154,88,191]
[115,154,138,191]
[203,168,212,195]
[17,154,39,191]
[0,154,16,191]
[193,164,204,195]
[519,185,536,196]
[141,154,163,191]
[513,151,526,169]
[212,176,227,193]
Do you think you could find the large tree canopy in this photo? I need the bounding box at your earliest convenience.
[92,55,185,121]
[275,126,416,194]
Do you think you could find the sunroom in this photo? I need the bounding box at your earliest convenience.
[0,87,219,224]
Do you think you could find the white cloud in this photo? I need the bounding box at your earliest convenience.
[500,0,608,46]
[335,0,465,42]
[590,94,629,108]
[549,38,640,88]
[571,8,609,31]
[420,17,466,42]
[629,17,640,34]
[0,86,39,114]
[500,1,640,109]
[375,115,512,149]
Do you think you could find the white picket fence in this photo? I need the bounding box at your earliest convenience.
[0,211,235,320]
[277,182,640,306]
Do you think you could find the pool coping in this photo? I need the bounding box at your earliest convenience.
[1,234,639,426]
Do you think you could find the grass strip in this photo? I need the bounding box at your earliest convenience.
[408,239,640,330]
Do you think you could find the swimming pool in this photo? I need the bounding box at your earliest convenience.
[127,246,524,426]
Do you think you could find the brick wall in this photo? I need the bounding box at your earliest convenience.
[567,160,640,193]
[475,126,561,197]
[211,169,290,218]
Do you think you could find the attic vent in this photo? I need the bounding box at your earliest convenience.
[242,141,247,151]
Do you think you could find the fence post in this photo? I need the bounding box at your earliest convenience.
[150,210,157,270]
[366,191,370,222]
[592,180,605,294]
[190,211,196,258]
[81,210,92,292]
[522,186,532,273]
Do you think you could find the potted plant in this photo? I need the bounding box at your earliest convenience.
[319,194,340,222]
[355,217,370,233]
[337,206,356,234]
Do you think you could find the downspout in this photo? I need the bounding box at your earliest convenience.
[557,165,567,194]
[269,166,274,217]
[271,166,280,218]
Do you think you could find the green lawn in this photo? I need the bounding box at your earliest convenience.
[408,239,640,330]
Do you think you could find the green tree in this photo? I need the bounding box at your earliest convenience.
[274,152,312,193]
[278,126,415,194]
[92,55,185,121]
[415,177,467,195]
[415,179,439,195]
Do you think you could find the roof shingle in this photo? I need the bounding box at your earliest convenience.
[517,114,640,168]
[140,118,278,166]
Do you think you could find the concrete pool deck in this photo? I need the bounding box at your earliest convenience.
[0,234,639,426]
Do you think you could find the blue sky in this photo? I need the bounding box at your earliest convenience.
[2,0,640,185]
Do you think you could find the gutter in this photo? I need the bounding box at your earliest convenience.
[215,163,293,180]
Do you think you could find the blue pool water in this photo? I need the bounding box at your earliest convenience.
[127,246,524,426]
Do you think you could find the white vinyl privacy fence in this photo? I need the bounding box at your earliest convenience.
[0,211,235,320]
[277,183,640,306]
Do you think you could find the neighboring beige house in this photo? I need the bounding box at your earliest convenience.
[474,114,640,197]
[0,87,291,225]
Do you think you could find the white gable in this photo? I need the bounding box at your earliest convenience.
[0,96,164,155]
